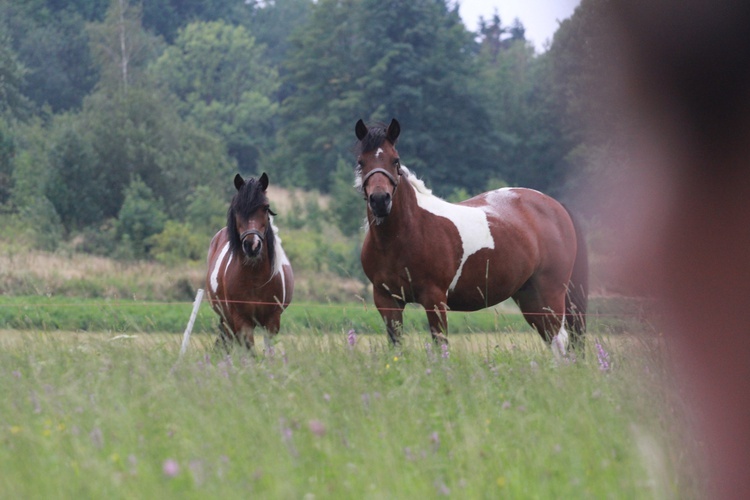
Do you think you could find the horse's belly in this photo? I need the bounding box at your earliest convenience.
[446,284,515,312]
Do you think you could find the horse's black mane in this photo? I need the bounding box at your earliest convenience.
[227,177,276,267]
[354,122,398,156]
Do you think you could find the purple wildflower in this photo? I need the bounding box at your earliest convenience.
[12,370,21,379]
[162,459,180,477]
[308,420,326,437]
[430,431,440,452]
[441,343,450,359]
[596,339,611,372]
[347,329,357,347]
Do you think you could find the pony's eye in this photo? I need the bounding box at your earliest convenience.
[393,158,400,166]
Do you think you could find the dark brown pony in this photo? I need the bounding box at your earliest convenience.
[355,119,588,356]
[206,173,294,351]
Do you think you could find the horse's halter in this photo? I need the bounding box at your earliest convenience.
[240,228,265,244]
[360,166,402,200]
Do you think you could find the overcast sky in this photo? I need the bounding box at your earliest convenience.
[457,0,580,51]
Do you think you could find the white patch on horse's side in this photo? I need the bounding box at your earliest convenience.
[278,248,291,307]
[401,167,495,293]
[271,216,292,307]
[210,241,231,294]
[221,252,234,311]
[551,324,569,359]
[270,217,285,278]
[375,147,384,158]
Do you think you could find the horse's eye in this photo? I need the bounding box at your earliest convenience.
[393,158,400,166]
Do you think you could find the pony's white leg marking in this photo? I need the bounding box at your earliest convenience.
[210,241,231,294]
[551,324,569,359]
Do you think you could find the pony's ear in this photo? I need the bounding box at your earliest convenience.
[386,118,400,144]
[234,173,245,191]
[259,172,269,191]
[355,119,368,141]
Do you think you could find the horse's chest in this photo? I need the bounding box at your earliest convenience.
[362,239,457,302]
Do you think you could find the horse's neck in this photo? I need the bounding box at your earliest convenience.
[370,178,419,234]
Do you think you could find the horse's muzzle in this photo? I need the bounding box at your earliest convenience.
[241,229,264,259]
[369,191,392,219]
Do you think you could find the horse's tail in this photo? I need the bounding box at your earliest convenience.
[564,206,589,349]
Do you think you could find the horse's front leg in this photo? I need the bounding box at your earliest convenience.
[236,324,257,354]
[263,311,281,355]
[421,289,449,344]
[374,286,405,345]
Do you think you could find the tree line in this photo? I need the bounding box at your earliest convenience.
[0,0,612,260]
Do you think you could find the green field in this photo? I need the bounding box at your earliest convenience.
[0,320,702,498]
[0,295,651,336]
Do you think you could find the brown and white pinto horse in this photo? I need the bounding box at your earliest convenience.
[206,173,293,351]
[355,119,588,356]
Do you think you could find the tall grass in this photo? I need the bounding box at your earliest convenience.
[0,330,702,498]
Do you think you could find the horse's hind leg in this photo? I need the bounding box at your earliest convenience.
[425,303,449,344]
[513,281,569,358]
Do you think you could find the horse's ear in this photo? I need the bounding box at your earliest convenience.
[355,119,368,141]
[259,172,269,191]
[386,118,400,144]
[234,173,245,191]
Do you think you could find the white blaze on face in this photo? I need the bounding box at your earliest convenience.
[412,185,495,294]
[375,147,384,158]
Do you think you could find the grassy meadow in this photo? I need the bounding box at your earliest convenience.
[0,249,702,498]
[0,328,702,498]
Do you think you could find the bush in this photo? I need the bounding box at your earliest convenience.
[116,177,167,259]
[148,221,208,265]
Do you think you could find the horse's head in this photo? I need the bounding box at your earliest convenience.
[354,118,402,222]
[227,172,277,264]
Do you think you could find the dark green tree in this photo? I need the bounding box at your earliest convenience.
[0,32,29,207]
[0,0,105,112]
[86,0,163,95]
[150,21,278,173]
[275,0,495,195]
[244,0,312,69]
[45,115,104,230]
[140,0,251,43]
[78,87,233,221]
[545,0,630,210]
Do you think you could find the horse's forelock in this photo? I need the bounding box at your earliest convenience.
[227,177,269,255]
[355,122,396,156]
